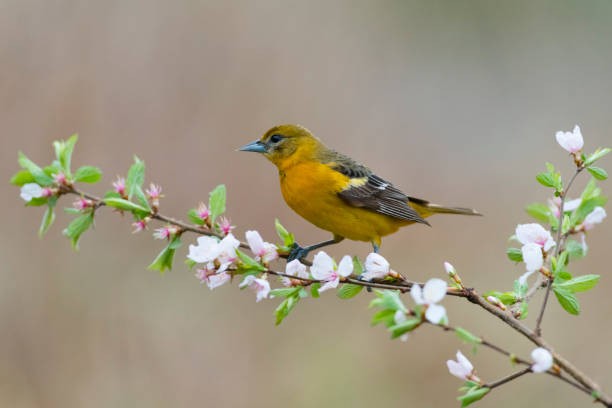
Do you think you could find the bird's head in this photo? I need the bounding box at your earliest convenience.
[239,124,323,167]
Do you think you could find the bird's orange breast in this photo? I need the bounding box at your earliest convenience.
[278,161,407,245]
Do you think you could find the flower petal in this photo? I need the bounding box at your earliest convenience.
[337,255,354,278]
[425,304,446,324]
[410,283,424,305]
[245,230,264,254]
[364,253,390,278]
[423,278,447,304]
[310,251,334,280]
[522,243,543,272]
[531,347,553,373]
[318,277,339,293]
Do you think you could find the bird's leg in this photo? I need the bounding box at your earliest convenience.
[287,236,344,262]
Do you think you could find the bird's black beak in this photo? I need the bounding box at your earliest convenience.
[238,140,267,153]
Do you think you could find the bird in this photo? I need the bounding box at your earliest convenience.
[239,124,481,261]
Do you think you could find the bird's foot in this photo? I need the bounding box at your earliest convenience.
[287,242,310,262]
[356,274,373,292]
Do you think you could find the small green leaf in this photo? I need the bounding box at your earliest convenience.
[337,283,363,299]
[554,274,600,293]
[389,318,421,339]
[148,236,181,272]
[274,293,301,325]
[270,287,300,298]
[455,327,482,345]
[587,166,608,180]
[126,156,145,200]
[561,214,571,235]
[483,291,518,305]
[458,386,490,407]
[371,309,396,327]
[536,172,555,188]
[310,282,321,298]
[525,203,553,223]
[513,280,528,298]
[57,134,78,175]
[585,147,611,166]
[275,218,294,247]
[104,197,150,215]
[63,213,94,249]
[208,184,227,224]
[506,248,523,262]
[74,166,102,183]
[352,256,364,275]
[235,249,266,272]
[553,287,580,315]
[369,290,407,312]
[18,152,54,186]
[39,200,57,237]
[565,239,586,260]
[10,169,35,186]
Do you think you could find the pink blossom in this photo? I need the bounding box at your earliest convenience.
[239,275,271,302]
[310,252,353,293]
[281,259,309,287]
[112,176,126,196]
[132,219,148,233]
[246,230,278,264]
[196,202,210,221]
[153,225,178,240]
[72,197,94,211]
[360,253,390,281]
[555,125,584,154]
[217,216,235,236]
[53,172,67,185]
[195,267,231,290]
[215,233,240,272]
[146,183,162,199]
[548,197,581,218]
[515,223,556,251]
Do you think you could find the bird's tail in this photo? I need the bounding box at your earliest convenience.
[408,197,482,218]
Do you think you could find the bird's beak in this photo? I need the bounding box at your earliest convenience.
[238,140,267,153]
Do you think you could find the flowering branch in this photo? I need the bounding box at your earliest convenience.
[12,127,611,407]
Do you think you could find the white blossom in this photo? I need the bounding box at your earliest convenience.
[555,125,584,154]
[531,347,553,373]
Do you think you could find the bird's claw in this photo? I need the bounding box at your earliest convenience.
[287,242,310,262]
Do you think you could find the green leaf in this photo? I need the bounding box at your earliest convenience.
[525,203,553,223]
[536,172,556,188]
[352,256,364,275]
[483,291,518,305]
[554,274,600,293]
[10,169,35,186]
[371,309,396,327]
[585,147,611,166]
[506,248,523,262]
[18,152,54,186]
[455,327,482,345]
[587,166,608,180]
[553,287,580,315]
[369,290,407,312]
[337,283,363,299]
[565,239,586,260]
[458,386,490,407]
[235,249,266,272]
[104,197,150,215]
[561,214,572,235]
[513,280,528,298]
[269,287,300,298]
[310,282,321,298]
[389,318,421,339]
[56,134,78,175]
[275,218,294,247]
[274,294,301,325]
[126,156,145,201]
[63,213,94,249]
[148,236,182,272]
[208,184,226,224]
[39,200,57,237]
[74,166,102,183]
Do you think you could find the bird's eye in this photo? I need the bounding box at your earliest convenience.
[269,134,283,144]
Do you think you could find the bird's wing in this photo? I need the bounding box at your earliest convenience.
[327,154,429,225]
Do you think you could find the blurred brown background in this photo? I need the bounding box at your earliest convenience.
[2,1,611,407]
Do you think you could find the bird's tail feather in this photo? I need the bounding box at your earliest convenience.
[408,197,482,217]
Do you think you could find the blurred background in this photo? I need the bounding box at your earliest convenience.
[2,1,611,406]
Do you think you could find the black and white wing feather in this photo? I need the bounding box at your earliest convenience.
[328,154,429,225]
